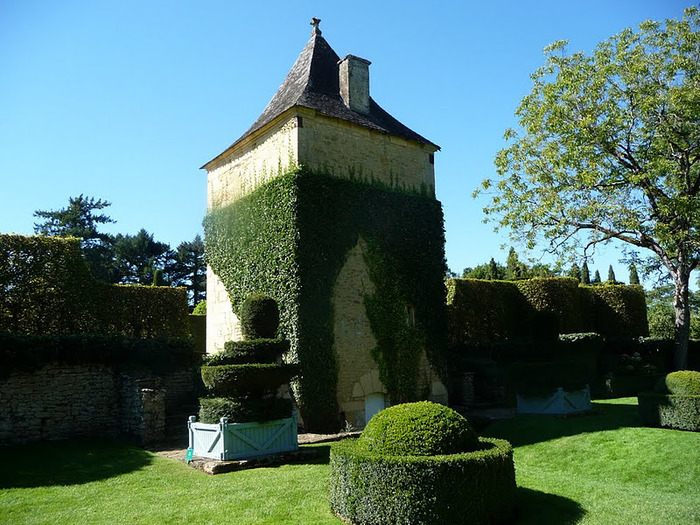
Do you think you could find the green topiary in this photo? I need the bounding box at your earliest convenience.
[330,437,516,525]
[216,339,290,364]
[657,370,700,396]
[359,401,479,456]
[200,363,297,397]
[199,397,293,424]
[239,293,280,340]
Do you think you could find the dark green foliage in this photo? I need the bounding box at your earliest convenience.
[447,277,648,344]
[0,234,190,338]
[638,393,700,431]
[585,284,649,338]
[198,397,294,424]
[447,279,528,343]
[329,437,516,525]
[239,293,280,340]
[189,314,206,355]
[581,261,591,285]
[639,371,700,431]
[629,264,640,285]
[0,333,196,378]
[203,168,447,432]
[608,265,617,283]
[213,339,290,364]
[200,363,297,397]
[657,370,700,395]
[359,402,479,456]
[516,278,583,334]
[593,270,602,283]
[509,362,591,395]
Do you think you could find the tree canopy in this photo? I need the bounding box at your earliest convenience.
[478,8,699,368]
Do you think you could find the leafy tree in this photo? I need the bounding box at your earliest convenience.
[112,229,172,285]
[505,247,527,280]
[33,195,115,281]
[629,263,640,285]
[479,9,700,368]
[608,265,617,284]
[581,261,591,285]
[168,234,207,307]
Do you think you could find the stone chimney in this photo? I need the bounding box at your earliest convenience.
[338,55,371,114]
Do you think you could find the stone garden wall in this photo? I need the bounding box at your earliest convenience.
[0,362,198,446]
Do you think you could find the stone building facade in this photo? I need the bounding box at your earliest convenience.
[203,19,447,429]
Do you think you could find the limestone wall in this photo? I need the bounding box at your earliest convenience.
[205,269,242,354]
[297,109,436,194]
[206,116,299,210]
[0,363,199,445]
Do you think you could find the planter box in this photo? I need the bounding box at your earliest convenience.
[517,386,592,415]
[188,413,298,460]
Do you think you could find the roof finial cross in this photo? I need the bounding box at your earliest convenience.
[310,17,322,36]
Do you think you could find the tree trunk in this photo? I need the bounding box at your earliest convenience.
[672,268,691,371]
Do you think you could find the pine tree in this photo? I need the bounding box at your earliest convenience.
[629,264,640,285]
[593,270,601,284]
[608,265,617,283]
[568,263,581,282]
[581,261,591,285]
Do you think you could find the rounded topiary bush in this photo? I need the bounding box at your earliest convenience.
[217,339,290,364]
[657,370,700,396]
[239,293,280,339]
[639,371,700,432]
[199,397,293,424]
[329,402,516,525]
[360,401,479,456]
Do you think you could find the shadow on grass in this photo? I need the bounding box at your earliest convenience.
[484,401,640,447]
[0,438,153,489]
[511,487,586,524]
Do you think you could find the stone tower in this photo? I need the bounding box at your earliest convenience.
[202,19,447,432]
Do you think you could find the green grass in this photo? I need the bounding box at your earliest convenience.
[1,399,698,524]
[484,398,700,524]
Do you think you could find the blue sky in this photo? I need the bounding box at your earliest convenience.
[0,0,694,285]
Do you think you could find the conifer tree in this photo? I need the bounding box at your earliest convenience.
[581,261,591,285]
[629,264,640,285]
[607,265,617,283]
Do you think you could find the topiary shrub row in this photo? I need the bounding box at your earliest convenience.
[198,294,296,424]
[0,234,190,338]
[638,371,700,431]
[447,278,648,344]
[329,402,516,525]
[0,333,197,379]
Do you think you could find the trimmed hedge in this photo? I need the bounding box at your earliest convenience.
[199,397,294,424]
[329,437,515,525]
[200,363,298,396]
[638,393,700,431]
[360,401,479,456]
[239,294,280,339]
[658,370,700,395]
[447,278,648,344]
[0,333,197,378]
[0,234,189,338]
[212,339,290,365]
[638,371,700,431]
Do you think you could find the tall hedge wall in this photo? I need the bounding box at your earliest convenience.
[203,167,447,433]
[0,234,189,338]
[447,278,648,344]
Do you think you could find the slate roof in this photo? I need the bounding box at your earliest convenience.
[209,29,438,165]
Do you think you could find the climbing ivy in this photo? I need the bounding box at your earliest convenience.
[203,167,447,432]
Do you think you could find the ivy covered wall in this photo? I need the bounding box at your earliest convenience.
[203,167,447,432]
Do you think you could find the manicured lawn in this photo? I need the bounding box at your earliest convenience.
[1,398,698,524]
